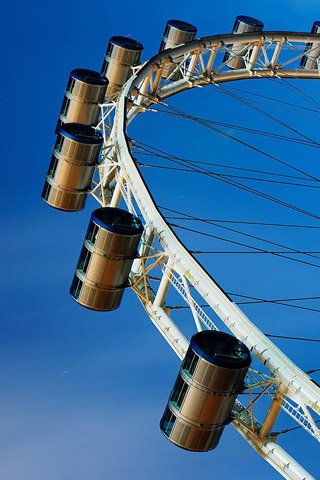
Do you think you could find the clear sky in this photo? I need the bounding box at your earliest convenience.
[2,0,320,479]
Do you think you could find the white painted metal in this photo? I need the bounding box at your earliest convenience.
[181,276,202,332]
[153,259,173,308]
[94,31,320,479]
[115,88,320,415]
[162,267,219,332]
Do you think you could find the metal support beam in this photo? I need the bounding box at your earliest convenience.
[260,383,288,438]
[109,174,122,207]
[153,260,173,308]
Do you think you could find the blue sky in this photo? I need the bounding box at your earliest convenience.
[2,1,320,479]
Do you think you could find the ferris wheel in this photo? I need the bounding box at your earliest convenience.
[42,16,320,480]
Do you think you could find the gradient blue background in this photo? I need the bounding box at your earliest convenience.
[2,0,319,479]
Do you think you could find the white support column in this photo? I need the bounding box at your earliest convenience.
[185,50,200,79]
[109,176,122,207]
[270,39,284,68]
[247,42,262,70]
[150,66,163,95]
[153,259,173,308]
[135,75,151,107]
[205,45,219,73]
[260,383,288,438]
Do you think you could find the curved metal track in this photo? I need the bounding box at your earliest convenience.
[93,31,320,480]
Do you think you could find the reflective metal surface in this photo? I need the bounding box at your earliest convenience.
[301,21,320,69]
[101,37,143,98]
[160,331,251,451]
[57,69,108,129]
[224,15,264,69]
[42,124,102,211]
[159,20,197,80]
[70,208,143,310]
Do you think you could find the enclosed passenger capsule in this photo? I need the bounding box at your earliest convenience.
[56,69,109,132]
[101,36,144,99]
[70,207,144,311]
[42,123,103,211]
[160,330,251,452]
[223,15,264,70]
[300,21,320,69]
[159,20,197,79]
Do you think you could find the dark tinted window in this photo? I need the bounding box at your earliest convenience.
[54,133,65,153]
[101,58,108,76]
[47,155,59,179]
[60,96,71,116]
[182,351,199,378]
[77,246,92,274]
[161,407,176,437]
[42,181,52,201]
[86,221,99,245]
[70,275,83,299]
[66,77,76,93]
[170,376,189,410]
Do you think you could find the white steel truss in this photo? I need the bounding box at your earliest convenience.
[92,32,320,480]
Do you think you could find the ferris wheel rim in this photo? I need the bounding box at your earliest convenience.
[113,30,320,405]
[100,30,320,480]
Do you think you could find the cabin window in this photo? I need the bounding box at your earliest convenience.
[66,77,76,93]
[86,221,99,245]
[70,275,83,299]
[162,407,176,437]
[42,181,52,201]
[170,376,189,410]
[60,96,71,117]
[101,58,108,75]
[77,246,92,274]
[54,133,65,153]
[47,155,59,179]
[182,351,199,378]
